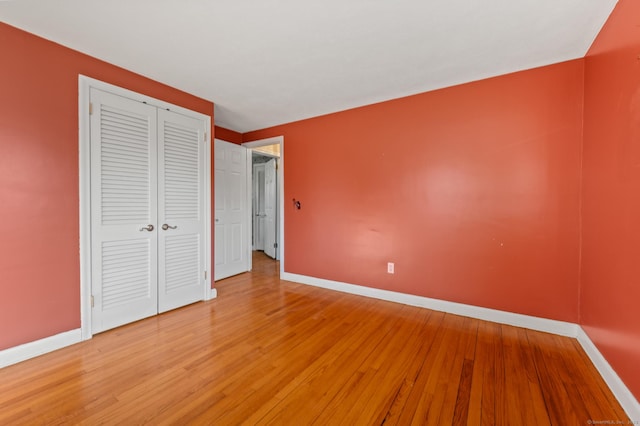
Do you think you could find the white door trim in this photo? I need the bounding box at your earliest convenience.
[263,158,277,259]
[204,130,213,300]
[246,148,253,271]
[242,136,284,275]
[78,75,212,340]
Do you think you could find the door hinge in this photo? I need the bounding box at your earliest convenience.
[204,132,207,142]
[204,271,207,280]
[89,103,93,115]
[91,295,94,308]
[274,243,278,248]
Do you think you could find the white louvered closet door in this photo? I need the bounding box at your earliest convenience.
[90,89,159,333]
[157,110,205,312]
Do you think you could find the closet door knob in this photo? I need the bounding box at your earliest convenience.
[162,224,177,230]
[140,224,154,232]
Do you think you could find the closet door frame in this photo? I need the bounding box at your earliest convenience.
[78,75,213,341]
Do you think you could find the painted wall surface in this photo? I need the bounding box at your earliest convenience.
[0,23,214,351]
[214,126,243,144]
[582,0,640,400]
[245,60,584,323]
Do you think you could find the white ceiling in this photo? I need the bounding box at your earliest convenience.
[1,0,617,133]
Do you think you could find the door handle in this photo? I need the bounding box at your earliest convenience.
[162,224,178,230]
[140,224,154,232]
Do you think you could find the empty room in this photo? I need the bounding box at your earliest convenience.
[0,0,639,424]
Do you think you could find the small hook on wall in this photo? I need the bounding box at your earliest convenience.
[292,198,301,210]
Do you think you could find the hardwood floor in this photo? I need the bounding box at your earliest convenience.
[0,252,628,425]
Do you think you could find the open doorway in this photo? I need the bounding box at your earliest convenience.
[252,153,279,259]
[243,137,284,274]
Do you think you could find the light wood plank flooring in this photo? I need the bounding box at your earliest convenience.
[0,252,628,425]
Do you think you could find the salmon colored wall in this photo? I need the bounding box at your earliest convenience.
[214,126,243,144]
[0,23,214,351]
[582,0,640,399]
[244,60,584,323]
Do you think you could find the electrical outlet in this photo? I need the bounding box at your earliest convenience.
[387,262,395,274]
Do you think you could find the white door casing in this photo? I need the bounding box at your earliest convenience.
[242,137,284,269]
[157,109,206,313]
[90,88,159,333]
[214,139,250,280]
[264,158,277,259]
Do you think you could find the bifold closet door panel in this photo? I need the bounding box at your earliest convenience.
[90,88,159,334]
[157,109,206,313]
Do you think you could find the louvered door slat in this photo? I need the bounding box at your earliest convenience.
[164,235,200,291]
[163,122,200,221]
[100,104,151,225]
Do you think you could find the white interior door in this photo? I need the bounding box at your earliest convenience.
[214,139,249,280]
[90,88,158,333]
[253,163,266,251]
[157,110,206,312]
[264,158,277,259]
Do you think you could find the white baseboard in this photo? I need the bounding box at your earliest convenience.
[0,329,82,369]
[203,286,218,301]
[2,288,219,368]
[281,272,579,337]
[577,328,640,421]
[282,271,640,419]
